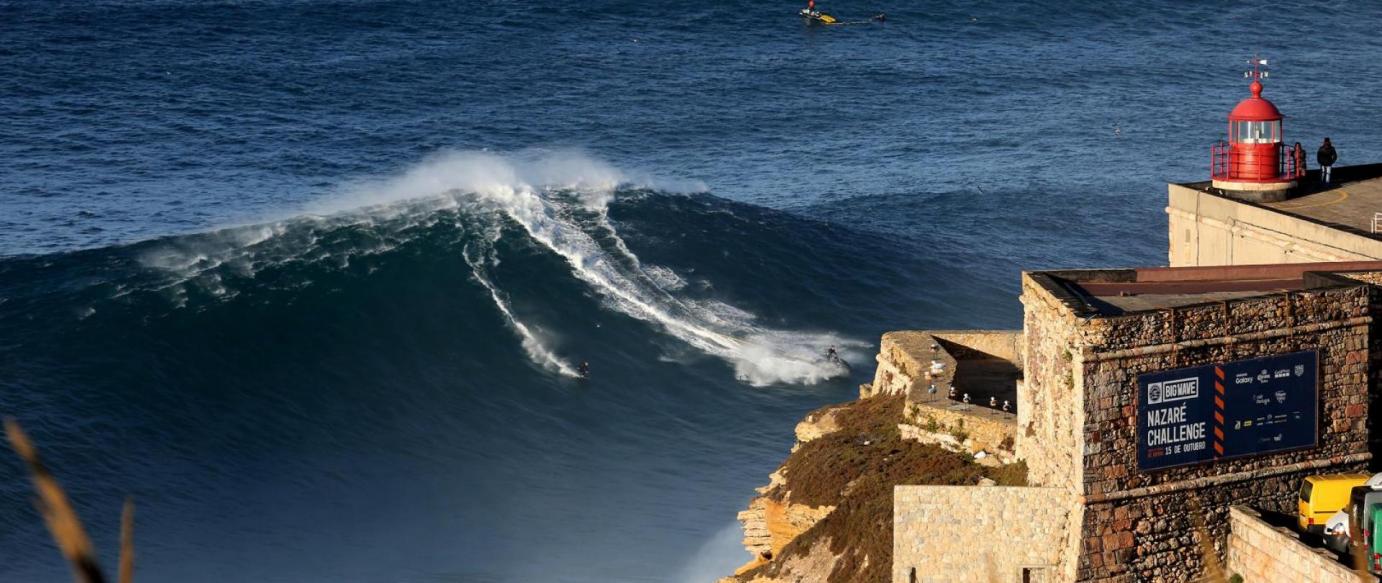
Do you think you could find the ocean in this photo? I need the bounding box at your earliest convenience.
[3,1,1382,581]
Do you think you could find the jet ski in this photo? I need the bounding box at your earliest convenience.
[823,347,851,371]
[799,8,838,24]
[800,8,885,25]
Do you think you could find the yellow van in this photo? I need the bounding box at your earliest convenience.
[1300,474,1370,532]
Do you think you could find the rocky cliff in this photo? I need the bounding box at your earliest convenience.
[720,393,1026,583]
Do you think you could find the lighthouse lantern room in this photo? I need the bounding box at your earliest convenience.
[1211,58,1300,202]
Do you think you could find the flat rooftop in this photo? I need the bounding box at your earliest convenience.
[1184,163,1382,239]
[892,331,1021,417]
[1032,261,1382,316]
[1265,174,1382,236]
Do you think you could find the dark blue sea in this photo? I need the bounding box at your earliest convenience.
[3,1,1382,581]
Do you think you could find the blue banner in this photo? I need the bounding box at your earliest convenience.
[1137,351,1317,471]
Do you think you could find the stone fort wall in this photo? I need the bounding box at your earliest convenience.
[1166,181,1382,268]
[893,485,1071,583]
[1018,275,1374,581]
[1226,506,1366,583]
[1076,285,1371,495]
[1019,273,1085,495]
[1074,286,1372,580]
[905,400,1015,455]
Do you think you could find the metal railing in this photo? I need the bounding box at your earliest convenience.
[1211,141,1299,181]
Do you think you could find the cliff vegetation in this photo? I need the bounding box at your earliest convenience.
[726,394,1026,583]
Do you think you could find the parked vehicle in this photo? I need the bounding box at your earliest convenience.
[1371,506,1382,574]
[1323,509,1351,553]
[1300,474,1371,533]
[1348,487,1382,547]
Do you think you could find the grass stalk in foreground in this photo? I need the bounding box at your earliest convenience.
[6,417,135,583]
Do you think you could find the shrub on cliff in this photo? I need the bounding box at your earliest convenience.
[737,394,1026,583]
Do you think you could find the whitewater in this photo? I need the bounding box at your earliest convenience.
[135,150,864,386]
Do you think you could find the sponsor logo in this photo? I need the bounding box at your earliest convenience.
[1148,377,1198,405]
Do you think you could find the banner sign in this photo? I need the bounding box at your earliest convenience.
[1136,351,1317,471]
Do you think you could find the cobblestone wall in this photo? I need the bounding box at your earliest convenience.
[1080,462,1367,581]
[1226,506,1367,583]
[1078,286,1371,496]
[1019,276,1373,582]
[893,485,1071,583]
[1339,272,1382,454]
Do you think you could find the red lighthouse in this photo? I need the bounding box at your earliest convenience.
[1211,58,1299,201]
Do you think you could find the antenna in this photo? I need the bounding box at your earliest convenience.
[1244,55,1270,80]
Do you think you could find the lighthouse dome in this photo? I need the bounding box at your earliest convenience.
[1229,79,1282,121]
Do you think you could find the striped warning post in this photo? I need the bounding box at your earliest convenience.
[1213,366,1225,458]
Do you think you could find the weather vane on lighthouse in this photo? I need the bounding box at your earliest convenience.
[1244,55,1270,81]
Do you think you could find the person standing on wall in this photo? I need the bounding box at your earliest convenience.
[1293,142,1307,178]
[1318,138,1338,185]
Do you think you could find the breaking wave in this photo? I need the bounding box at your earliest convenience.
[81,150,863,386]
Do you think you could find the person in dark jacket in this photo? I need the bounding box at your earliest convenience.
[1318,138,1338,184]
[1293,142,1307,178]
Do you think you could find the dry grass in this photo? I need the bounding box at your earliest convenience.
[120,498,135,583]
[5,418,135,583]
[737,395,1027,583]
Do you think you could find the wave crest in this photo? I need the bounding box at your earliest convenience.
[140,150,853,386]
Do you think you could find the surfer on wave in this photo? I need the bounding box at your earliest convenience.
[825,345,849,370]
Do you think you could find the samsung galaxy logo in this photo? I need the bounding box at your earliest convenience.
[1147,377,1199,405]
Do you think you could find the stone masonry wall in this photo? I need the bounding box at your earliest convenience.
[1018,273,1083,492]
[1226,506,1366,583]
[906,400,1015,455]
[1070,285,1373,581]
[1079,462,1367,581]
[933,331,1023,363]
[869,331,935,398]
[1340,271,1382,457]
[894,485,1071,583]
[1078,286,1371,495]
[869,330,1022,398]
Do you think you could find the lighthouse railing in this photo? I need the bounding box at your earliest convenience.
[1211,141,1231,179]
[1278,142,1298,179]
[1211,141,1298,182]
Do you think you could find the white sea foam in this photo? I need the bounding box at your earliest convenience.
[464,240,581,378]
[141,149,854,386]
[642,264,686,291]
[346,149,859,385]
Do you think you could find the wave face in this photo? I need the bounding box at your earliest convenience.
[0,152,981,583]
[16,150,862,386]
